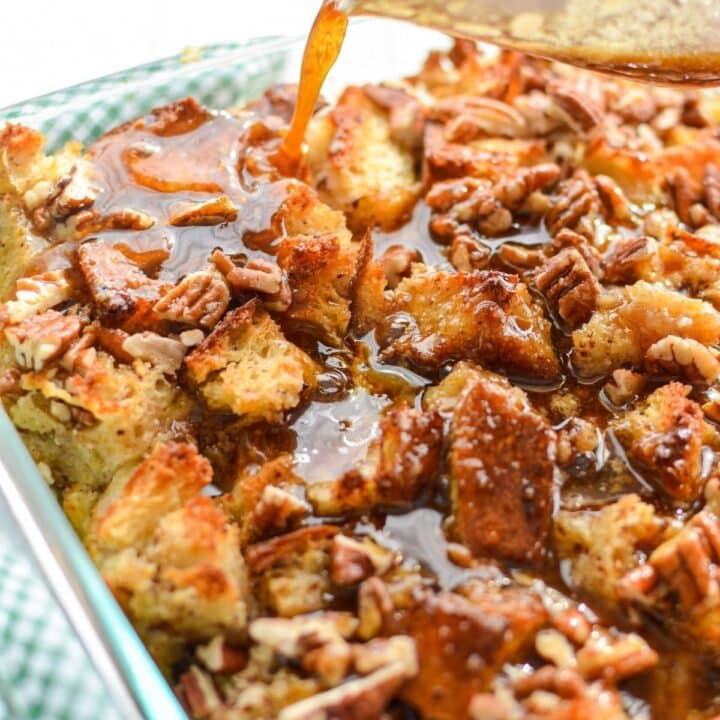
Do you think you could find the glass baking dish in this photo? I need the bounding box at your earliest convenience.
[0,21,449,720]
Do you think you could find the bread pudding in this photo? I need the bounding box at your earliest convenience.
[5,41,720,719]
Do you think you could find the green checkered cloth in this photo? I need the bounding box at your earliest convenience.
[0,546,123,720]
[0,38,291,719]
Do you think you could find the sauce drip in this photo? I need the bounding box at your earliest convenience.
[276,0,348,171]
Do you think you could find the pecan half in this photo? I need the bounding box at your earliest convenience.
[548,81,604,133]
[330,535,395,586]
[594,174,632,223]
[497,243,545,269]
[212,250,291,311]
[0,271,72,327]
[545,172,600,239]
[168,195,238,226]
[553,228,602,277]
[449,235,490,272]
[5,310,82,371]
[665,167,701,226]
[617,509,720,613]
[153,270,230,329]
[379,245,420,289]
[575,632,658,682]
[602,236,652,284]
[535,248,600,327]
[645,335,720,386]
[494,163,560,210]
[121,331,187,373]
[277,662,409,720]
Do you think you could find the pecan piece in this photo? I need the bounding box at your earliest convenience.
[576,632,658,682]
[449,235,490,272]
[251,485,309,538]
[553,228,602,277]
[548,81,604,133]
[0,271,72,327]
[5,310,82,371]
[278,662,409,720]
[535,248,600,328]
[645,335,720,386]
[665,167,701,226]
[330,535,395,586]
[617,509,720,614]
[602,236,653,284]
[497,243,545,270]
[46,160,99,221]
[603,368,646,407]
[0,368,21,396]
[594,174,632,224]
[168,195,238,226]
[153,270,229,329]
[545,172,600,239]
[121,331,187,373]
[357,577,394,640]
[212,250,291,312]
[178,666,222,719]
[196,635,248,674]
[493,163,560,210]
[379,245,419,289]
[432,96,529,139]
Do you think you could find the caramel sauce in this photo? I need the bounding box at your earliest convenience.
[276,0,348,171]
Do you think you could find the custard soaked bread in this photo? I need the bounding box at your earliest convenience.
[7,43,720,718]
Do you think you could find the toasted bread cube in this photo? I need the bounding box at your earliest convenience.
[386,585,546,720]
[88,443,247,644]
[612,383,715,503]
[9,351,191,488]
[383,266,559,379]
[276,232,358,347]
[306,87,420,231]
[433,366,556,565]
[554,495,665,606]
[186,300,316,423]
[573,282,720,378]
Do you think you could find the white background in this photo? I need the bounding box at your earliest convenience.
[0,1,320,108]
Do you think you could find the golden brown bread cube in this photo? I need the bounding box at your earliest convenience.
[382,266,559,379]
[306,403,443,516]
[554,495,665,607]
[87,442,248,648]
[305,86,420,231]
[573,281,720,378]
[276,232,358,346]
[385,585,547,720]
[611,383,715,503]
[8,350,191,489]
[185,299,316,424]
[439,368,557,565]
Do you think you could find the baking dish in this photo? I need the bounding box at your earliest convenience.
[0,22,448,719]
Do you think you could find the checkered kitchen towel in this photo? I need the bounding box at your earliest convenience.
[0,547,122,720]
[0,38,292,719]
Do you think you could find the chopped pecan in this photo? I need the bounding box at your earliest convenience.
[357,577,394,640]
[618,509,720,615]
[497,243,545,269]
[431,96,529,139]
[379,245,419,289]
[196,635,248,674]
[576,632,658,682]
[244,525,340,573]
[545,171,600,239]
[665,167,702,226]
[426,177,513,241]
[449,234,491,272]
[153,270,230,329]
[212,250,291,312]
[0,271,72,327]
[704,164,720,219]
[681,95,710,128]
[252,485,309,538]
[353,636,418,677]
[5,310,82,371]
[277,662,408,720]
[178,666,222,719]
[602,236,653,284]
[535,248,600,328]
[168,195,238,226]
[645,335,720,386]
[548,81,604,133]
[603,368,646,407]
[553,228,602,277]
[60,327,98,374]
[330,535,395,586]
[534,629,577,669]
[44,161,98,223]
[512,666,587,699]
[594,174,632,224]
[493,163,560,209]
[121,331,187,373]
